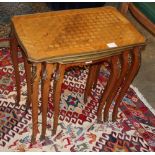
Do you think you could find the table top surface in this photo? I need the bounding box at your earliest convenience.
[12,6,145,63]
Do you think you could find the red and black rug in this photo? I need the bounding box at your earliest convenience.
[0,45,155,152]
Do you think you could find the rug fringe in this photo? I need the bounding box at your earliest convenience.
[130,85,155,115]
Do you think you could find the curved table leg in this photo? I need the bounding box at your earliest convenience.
[40,63,46,113]
[84,64,101,103]
[23,55,32,109]
[97,56,119,122]
[112,47,141,121]
[92,63,101,89]
[40,63,56,140]
[10,30,20,105]
[104,51,129,121]
[52,64,66,135]
[31,63,41,143]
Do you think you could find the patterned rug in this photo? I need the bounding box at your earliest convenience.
[0,46,155,152]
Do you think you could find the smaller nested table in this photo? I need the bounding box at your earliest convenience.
[10,6,145,143]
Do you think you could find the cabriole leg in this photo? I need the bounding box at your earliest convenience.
[40,63,56,140]
[23,54,32,109]
[52,64,65,135]
[104,51,129,121]
[112,47,141,121]
[10,29,20,105]
[97,56,119,122]
[84,64,101,103]
[31,63,41,143]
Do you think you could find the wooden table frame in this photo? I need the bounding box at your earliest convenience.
[9,6,145,143]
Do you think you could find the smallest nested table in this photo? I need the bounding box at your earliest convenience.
[10,6,145,143]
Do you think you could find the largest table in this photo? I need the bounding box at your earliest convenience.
[10,6,146,143]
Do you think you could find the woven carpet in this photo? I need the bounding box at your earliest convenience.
[0,46,155,152]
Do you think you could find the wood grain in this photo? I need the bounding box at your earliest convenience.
[31,63,41,143]
[11,6,145,62]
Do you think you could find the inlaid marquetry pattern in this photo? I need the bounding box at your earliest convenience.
[12,7,145,61]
